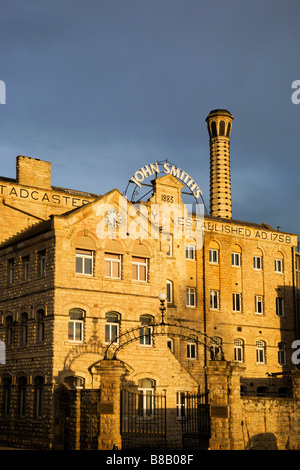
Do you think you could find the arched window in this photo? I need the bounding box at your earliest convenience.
[34,376,44,418]
[138,378,155,417]
[64,376,85,389]
[105,312,120,344]
[139,315,153,346]
[234,339,244,362]
[68,309,84,342]
[256,340,266,364]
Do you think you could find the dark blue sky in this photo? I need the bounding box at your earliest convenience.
[0,0,299,237]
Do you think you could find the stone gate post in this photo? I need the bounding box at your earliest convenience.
[91,359,127,450]
[205,360,245,450]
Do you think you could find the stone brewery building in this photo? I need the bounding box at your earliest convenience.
[0,109,300,451]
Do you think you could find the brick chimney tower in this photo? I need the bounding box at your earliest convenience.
[206,109,234,219]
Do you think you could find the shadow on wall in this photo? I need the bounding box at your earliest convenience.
[244,432,278,450]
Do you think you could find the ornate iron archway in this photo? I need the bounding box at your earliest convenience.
[103,317,224,362]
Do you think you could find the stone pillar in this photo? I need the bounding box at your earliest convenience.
[205,360,245,450]
[92,359,127,450]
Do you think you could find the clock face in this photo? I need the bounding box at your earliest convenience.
[105,209,122,228]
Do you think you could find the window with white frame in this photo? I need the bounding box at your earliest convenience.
[105,312,120,344]
[278,342,286,365]
[275,259,284,273]
[231,252,241,267]
[255,295,264,314]
[276,298,284,317]
[68,308,84,342]
[76,249,94,275]
[105,253,121,279]
[185,245,196,260]
[209,248,219,264]
[132,257,148,281]
[139,315,153,346]
[234,339,244,362]
[232,293,242,312]
[210,290,219,310]
[176,392,187,419]
[186,287,196,307]
[253,255,262,270]
[256,340,266,364]
[167,280,173,304]
[187,341,197,359]
[138,378,155,417]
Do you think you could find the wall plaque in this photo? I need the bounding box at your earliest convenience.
[99,402,114,414]
[211,405,228,418]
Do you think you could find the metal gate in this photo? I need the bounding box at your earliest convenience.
[182,391,211,450]
[121,388,167,450]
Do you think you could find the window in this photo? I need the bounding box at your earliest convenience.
[105,312,120,344]
[186,245,196,260]
[255,295,264,314]
[34,376,44,418]
[232,293,242,312]
[167,235,173,257]
[132,257,148,281]
[22,255,30,281]
[167,338,174,352]
[18,376,27,418]
[257,386,268,397]
[176,392,187,419]
[275,259,283,273]
[139,315,153,346]
[21,312,28,345]
[278,342,286,365]
[253,256,262,270]
[138,378,155,417]
[0,340,5,365]
[187,342,197,359]
[8,259,14,284]
[210,290,219,310]
[76,249,94,275]
[64,376,85,389]
[37,309,45,342]
[186,287,196,307]
[234,339,244,362]
[38,250,46,276]
[232,252,241,267]
[209,249,219,264]
[105,253,121,279]
[256,340,266,364]
[3,375,12,417]
[167,280,173,304]
[6,315,13,347]
[68,308,84,342]
[276,298,284,317]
